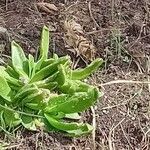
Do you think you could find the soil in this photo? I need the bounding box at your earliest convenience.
[0,0,150,149]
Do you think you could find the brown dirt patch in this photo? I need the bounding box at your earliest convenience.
[0,0,150,149]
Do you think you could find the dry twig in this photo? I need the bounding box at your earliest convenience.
[99,80,150,86]
[120,124,134,149]
[88,1,99,28]
[90,106,96,150]
[108,118,125,150]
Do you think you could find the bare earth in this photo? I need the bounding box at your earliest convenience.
[0,0,150,149]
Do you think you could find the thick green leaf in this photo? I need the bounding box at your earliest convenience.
[45,114,79,131]
[45,87,101,114]
[24,92,47,110]
[50,112,66,119]
[0,66,8,77]
[31,71,58,88]
[6,66,19,79]
[35,26,49,70]
[48,94,69,106]
[25,103,40,110]
[0,97,5,106]
[55,64,66,86]
[43,117,60,132]
[36,81,58,91]
[53,53,59,60]
[7,77,22,88]
[44,114,93,136]
[21,91,44,106]
[40,58,55,69]
[11,41,27,67]
[21,115,37,131]
[21,108,38,131]
[44,71,59,83]
[3,108,21,127]
[46,112,80,120]
[11,41,28,77]
[0,66,22,87]
[13,84,38,103]
[71,58,103,80]
[28,54,35,78]
[58,80,76,94]
[65,113,81,120]
[59,80,92,94]
[39,26,49,60]
[0,76,11,100]
[30,56,69,82]
[66,123,93,137]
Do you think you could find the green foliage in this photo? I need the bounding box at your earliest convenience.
[0,26,103,136]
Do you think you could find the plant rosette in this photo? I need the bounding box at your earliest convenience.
[0,26,103,136]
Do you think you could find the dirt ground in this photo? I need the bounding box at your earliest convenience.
[0,0,150,149]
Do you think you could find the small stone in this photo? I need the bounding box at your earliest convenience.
[131,117,135,120]
[29,48,36,54]
[102,109,108,114]
[133,104,138,110]
[94,106,98,110]
[0,27,7,33]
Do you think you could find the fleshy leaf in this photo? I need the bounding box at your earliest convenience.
[65,113,81,120]
[25,93,46,110]
[0,66,22,87]
[40,58,55,68]
[71,58,103,80]
[0,76,11,100]
[21,114,37,131]
[39,26,49,60]
[21,91,44,106]
[35,26,49,70]
[45,87,101,114]
[55,64,66,86]
[58,80,91,94]
[66,123,93,137]
[36,81,58,91]
[28,54,35,78]
[44,113,93,136]
[6,66,19,79]
[30,56,69,82]
[3,109,21,127]
[13,84,39,103]
[11,41,28,77]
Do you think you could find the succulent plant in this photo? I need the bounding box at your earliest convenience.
[0,26,103,136]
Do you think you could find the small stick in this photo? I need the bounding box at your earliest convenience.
[147,56,150,92]
[120,124,134,149]
[91,106,96,150]
[99,80,150,86]
[102,92,138,110]
[108,118,125,150]
[65,0,79,12]
[88,1,99,28]
[129,23,146,49]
